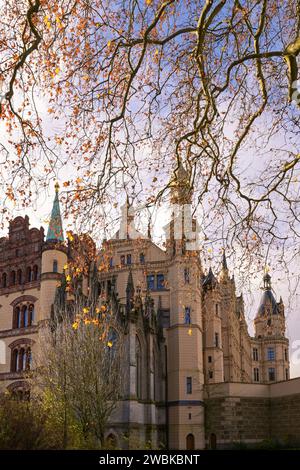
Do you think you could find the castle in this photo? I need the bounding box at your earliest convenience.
[0,167,299,450]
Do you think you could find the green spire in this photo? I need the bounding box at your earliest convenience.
[46,182,64,242]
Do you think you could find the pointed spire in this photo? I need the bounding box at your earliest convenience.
[263,268,272,290]
[46,182,64,242]
[170,159,192,204]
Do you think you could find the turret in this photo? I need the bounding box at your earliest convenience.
[254,270,289,383]
[39,183,67,322]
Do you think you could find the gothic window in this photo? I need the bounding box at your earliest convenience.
[184,267,190,284]
[267,347,275,361]
[208,356,212,363]
[215,303,219,316]
[157,274,165,290]
[253,348,259,361]
[184,306,191,324]
[147,274,155,290]
[33,265,38,281]
[11,346,32,372]
[17,269,22,285]
[120,255,125,266]
[2,272,7,288]
[53,260,58,273]
[109,257,113,268]
[136,336,142,400]
[208,370,214,379]
[126,254,132,265]
[13,303,35,328]
[253,367,260,382]
[268,367,275,381]
[285,369,289,380]
[139,253,145,264]
[186,376,192,394]
[22,305,29,327]
[10,270,16,286]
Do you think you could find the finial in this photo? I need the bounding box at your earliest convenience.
[263,269,271,290]
[55,181,60,193]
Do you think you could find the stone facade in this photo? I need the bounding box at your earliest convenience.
[0,168,298,449]
[205,379,300,448]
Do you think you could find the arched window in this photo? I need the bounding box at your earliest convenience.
[11,347,32,372]
[186,433,195,450]
[53,260,58,273]
[139,253,145,264]
[14,307,21,329]
[2,272,7,288]
[26,266,32,283]
[22,305,28,327]
[32,265,38,281]
[17,269,22,285]
[10,270,16,286]
[136,336,142,400]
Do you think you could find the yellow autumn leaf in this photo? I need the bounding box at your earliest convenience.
[72,322,78,330]
[66,274,71,282]
[107,341,113,348]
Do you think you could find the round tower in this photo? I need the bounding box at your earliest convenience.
[254,271,289,382]
[39,183,67,322]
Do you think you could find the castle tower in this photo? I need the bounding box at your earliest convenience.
[254,271,290,382]
[39,183,67,322]
[166,162,205,449]
[202,268,224,383]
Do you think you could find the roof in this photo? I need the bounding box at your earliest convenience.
[257,289,279,316]
[46,184,64,242]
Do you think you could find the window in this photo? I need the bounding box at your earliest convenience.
[285,369,289,380]
[23,306,28,327]
[147,275,155,290]
[126,254,132,265]
[208,371,213,379]
[268,367,276,382]
[215,332,219,348]
[267,347,275,361]
[184,268,190,284]
[188,413,192,420]
[53,260,58,273]
[157,274,165,290]
[253,348,259,361]
[140,253,145,264]
[184,306,191,324]
[13,303,35,329]
[208,356,212,363]
[11,347,31,372]
[120,255,125,266]
[109,257,113,268]
[253,367,259,382]
[215,303,219,316]
[186,377,192,394]
[285,348,288,361]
